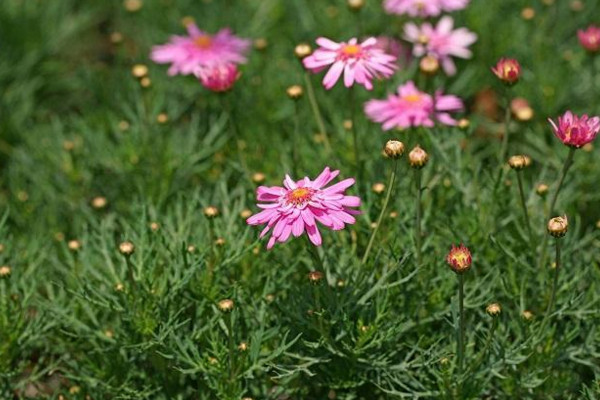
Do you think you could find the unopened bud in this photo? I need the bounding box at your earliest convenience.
[486,303,501,316]
[0,265,11,278]
[536,183,549,196]
[384,140,405,159]
[203,206,219,218]
[408,145,429,168]
[294,43,312,59]
[457,118,470,130]
[286,85,303,100]
[547,215,568,238]
[419,56,439,75]
[218,299,234,312]
[119,241,135,256]
[308,270,324,284]
[347,0,365,11]
[508,154,531,170]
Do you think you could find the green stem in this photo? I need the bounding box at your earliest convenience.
[349,87,362,187]
[457,274,465,374]
[539,238,561,335]
[468,318,498,374]
[415,168,422,267]
[361,160,398,265]
[303,71,331,153]
[306,237,326,271]
[125,255,137,293]
[493,94,512,191]
[292,100,300,175]
[538,147,576,270]
[225,311,235,387]
[515,171,534,252]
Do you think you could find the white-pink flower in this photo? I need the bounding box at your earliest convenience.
[246,167,361,249]
[403,16,477,76]
[151,25,250,76]
[384,0,470,17]
[303,37,398,90]
[364,81,464,130]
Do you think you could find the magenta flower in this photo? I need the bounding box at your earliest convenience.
[246,167,361,249]
[548,111,600,148]
[404,16,477,76]
[195,63,239,92]
[364,80,464,130]
[384,0,469,17]
[302,37,398,90]
[578,25,600,52]
[150,25,250,76]
[491,58,521,84]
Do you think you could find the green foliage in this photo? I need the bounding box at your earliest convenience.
[0,0,599,398]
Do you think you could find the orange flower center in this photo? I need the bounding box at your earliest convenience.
[287,187,313,205]
[342,44,361,56]
[194,35,212,49]
[403,94,422,103]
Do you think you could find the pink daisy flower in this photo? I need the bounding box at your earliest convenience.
[195,63,239,92]
[150,25,251,76]
[384,0,470,17]
[364,81,464,130]
[302,37,398,90]
[403,16,477,76]
[548,111,600,148]
[246,167,361,249]
[578,25,600,52]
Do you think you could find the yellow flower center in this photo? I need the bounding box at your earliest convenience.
[194,35,212,49]
[287,187,313,205]
[451,252,469,267]
[404,94,422,103]
[342,44,361,56]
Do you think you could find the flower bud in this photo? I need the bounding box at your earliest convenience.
[536,183,549,196]
[384,140,405,159]
[91,196,108,209]
[286,85,304,100]
[408,145,429,169]
[308,270,324,284]
[156,113,169,124]
[252,172,265,184]
[491,58,521,85]
[347,0,364,11]
[457,118,470,130]
[446,244,472,274]
[131,64,148,78]
[521,310,534,321]
[253,38,268,51]
[294,43,312,59]
[238,342,248,351]
[203,206,219,218]
[419,55,439,75]
[547,215,568,238]
[140,77,151,88]
[508,154,531,170]
[510,98,534,122]
[218,299,234,312]
[240,209,252,219]
[0,265,11,278]
[68,240,81,252]
[119,241,135,256]
[486,303,501,317]
[372,182,385,194]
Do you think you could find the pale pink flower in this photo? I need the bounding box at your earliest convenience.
[151,25,250,76]
[384,0,470,17]
[373,36,412,68]
[246,167,361,249]
[303,37,398,90]
[403,16,477,76]
[578,25,600,52]
[195,63,239,92]
[548,111,600,148]
[364,81,464,130]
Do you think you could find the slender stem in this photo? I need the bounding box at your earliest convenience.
[538,147,576,270]
[349,87,362,186]
[415,168,423,267]
[292,100,300,175]
[225,311,235,387]
[125,255,137,293]
[361,160,398,265]
[539,238,561,335]
[306,237,326,271]
[457,274,465,374]
[515,171,534,250]
[303,71,331,153]
[493,94,512,191]
[468,318,498,374]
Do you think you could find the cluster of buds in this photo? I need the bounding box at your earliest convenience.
[547,215,568,238]
[446,244,472,274]
[508,154,532,170]
[491,58,521,85]
[384,140,405,159]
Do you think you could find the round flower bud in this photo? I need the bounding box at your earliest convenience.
[119,241,135,256]
[0,265,11,278]
[547,215,568,238]
[253,38,268,51]
[384,140,405,159]
[372,182,385,194]
[510,98,534,122]
[446,244,472,274]
[508,155,531,170]
[308,270,324,284]
[91,196,108,209]
[343,120,353,131]
[149,222,160,232]
[240,209,252,219]
[115,282,124,292]
[203,206,219,218]
[536,183,549,196]
[408,145,429,169]
[486,303,501,317]
[218,299,234,312]
[491,58,521,85]
[419,55,439,75]
[156,113,169,124]
[286,85,303,100]
[521,310,534,321]
[457,118,470,130]
[347,0,365,11]
[131,64,148,78]
[140,77,151,87]
[251,172,265,184]
[187,245,196,253]
[124,0,143,12]
[238,342,248,351]
[294,43,312,59]
[215,237,226,246]
[68,240,81,252]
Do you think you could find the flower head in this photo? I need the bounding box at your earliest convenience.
[508,155,531,170]
[491,58,521,84]
[547,215,568,238]
[446,244,472,274]
[578,25,600,52]
[404,16,477,76]
[548,111,600,148]
[364,81,464,130]
[151,26,250,76]
[384,140,405,159]
[247,167,361,249]
[384,0,470,17]
[303,37,397,90]
[195,63,239,92]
